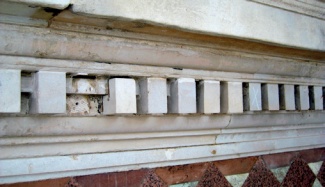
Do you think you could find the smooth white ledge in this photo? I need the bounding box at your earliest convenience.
[71,0,325,51]
[1,55,325,85]
[7,0,70,9]
[1,112,324,136]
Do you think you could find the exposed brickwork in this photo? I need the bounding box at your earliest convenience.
[281,157,316,187]
[242,158,281,187]
[197,164,232,187]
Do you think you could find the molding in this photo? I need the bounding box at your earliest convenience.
[1,55,325,85]
[1,137,324,184]
[0,24,324,79]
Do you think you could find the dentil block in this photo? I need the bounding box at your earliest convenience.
[197,80,220,114]
[168,78,196,114]
[0,69,21,113]
[103,78,136,114]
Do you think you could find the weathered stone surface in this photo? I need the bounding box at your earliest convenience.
[309,86,323,110]
[243,83,262,111]
[262,84,280,111]
[0,69,20,113]
[30,71,66,114]
[71,0,325,51]
[220,82,243,113]
[138,78,167,114]
[168,78,196,114]
[197,80,220,114]
[103,78,136,114]
[295,85,310,110]
[7,0,70,9]
[279,84,295,111]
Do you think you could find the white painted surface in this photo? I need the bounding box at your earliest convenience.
[251,0,325,20]
[221,82,243,113]
[0,69,20,113]
[29,71,66,114]
[138,78,167,114]
[103,78,137,114]
[7,0,70,9]
[262,84,280,111]
[280,85,295,110]
[311,86,323,110]
[248,83,262,111]
[197,80,220,114]
[168,78,196,114]
[71,0,325,51]
[1,113,324,136]
[0,135,216,159]
[295,85,310,110]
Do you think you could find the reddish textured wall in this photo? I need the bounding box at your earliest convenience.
[2,148,325,187]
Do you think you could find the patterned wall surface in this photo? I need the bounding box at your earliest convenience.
[2,148,324,187]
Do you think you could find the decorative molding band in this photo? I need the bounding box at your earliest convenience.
[1,137,324,184]
[1,24,324,79]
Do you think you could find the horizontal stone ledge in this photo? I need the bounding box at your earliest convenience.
[70,0,325,51]
[1,55,325,85]
[1,24,325,79]
[6,0,70,9]
[1,123,324,145]
[1,112,324,136]
[0,136,324,184]
[0,135,216,159]
[0,125,324,159]
[216,127,325,144]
